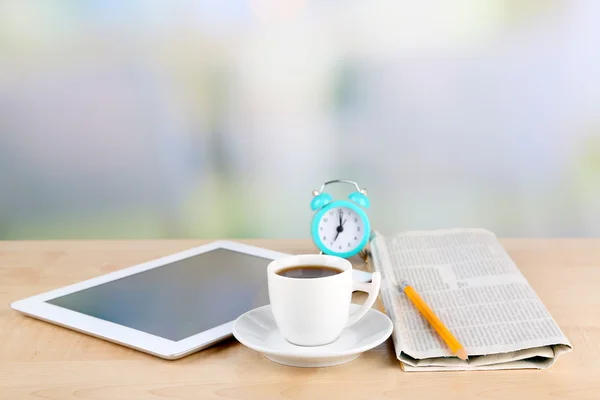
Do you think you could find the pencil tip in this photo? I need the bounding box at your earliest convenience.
[455,348,468,361]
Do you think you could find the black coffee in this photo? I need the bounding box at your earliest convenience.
[277,265,343,279]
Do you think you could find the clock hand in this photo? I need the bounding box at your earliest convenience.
[343,219,347,226]
[333,212,344,243]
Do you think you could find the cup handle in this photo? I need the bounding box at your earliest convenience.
[345,271,382,328]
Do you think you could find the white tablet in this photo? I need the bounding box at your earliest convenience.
[10,241,291,359]
[11,240,373,360]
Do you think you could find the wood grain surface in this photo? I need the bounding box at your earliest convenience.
[1,239,598,400]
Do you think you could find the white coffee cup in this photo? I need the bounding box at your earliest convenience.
[267,254,381,346]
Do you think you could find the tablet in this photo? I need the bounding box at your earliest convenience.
[11,240,374,359]
[10,241,291,359]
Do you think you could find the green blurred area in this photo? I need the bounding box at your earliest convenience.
[1,1,600,239]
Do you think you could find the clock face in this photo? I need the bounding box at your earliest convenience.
[317,206,366,253]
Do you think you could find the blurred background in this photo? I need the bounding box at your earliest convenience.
[1,0,599,240]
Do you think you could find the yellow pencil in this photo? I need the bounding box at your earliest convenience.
[400,280,468,361]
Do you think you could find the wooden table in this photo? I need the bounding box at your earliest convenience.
[1,239,598,399]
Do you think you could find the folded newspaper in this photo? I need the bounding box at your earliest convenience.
[369,229,572,371]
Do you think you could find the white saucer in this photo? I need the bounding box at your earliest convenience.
[232,304,393,368]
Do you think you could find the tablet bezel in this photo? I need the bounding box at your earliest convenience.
[10,240,291,359]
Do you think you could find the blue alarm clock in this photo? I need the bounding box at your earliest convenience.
[310,179,371,258]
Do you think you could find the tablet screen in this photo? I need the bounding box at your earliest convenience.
[46,249,271,341]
